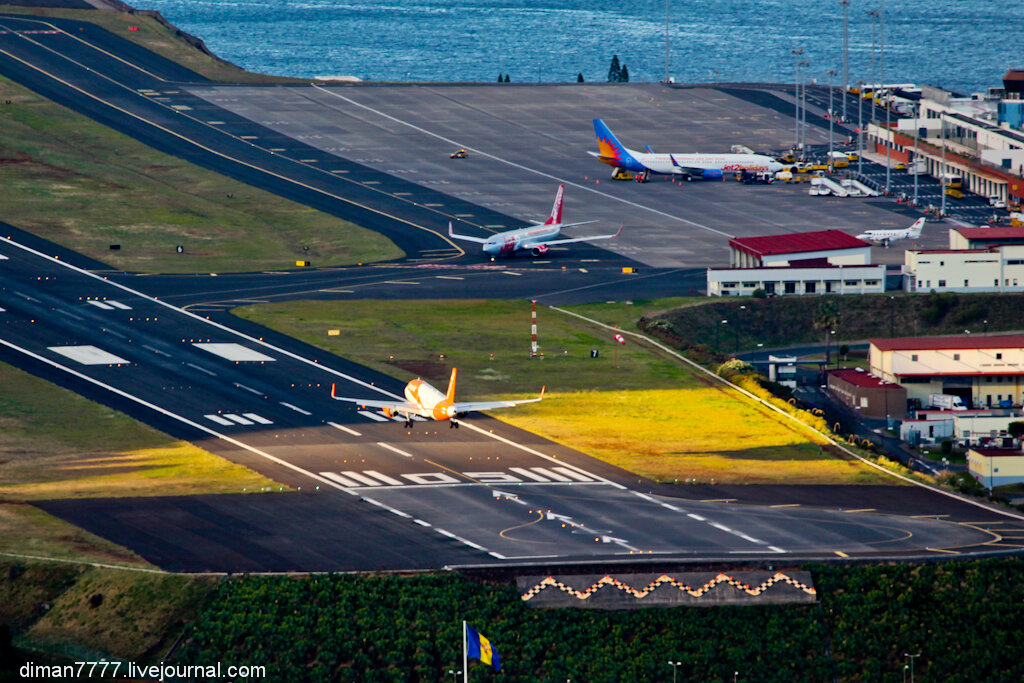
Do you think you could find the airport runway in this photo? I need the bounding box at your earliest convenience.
[4,234,1021,571]
[2,15,1019,572]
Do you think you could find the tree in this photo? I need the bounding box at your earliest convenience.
[497,73,503,83]
[608,54,621,82]
[1008,421,1024,439]
[620,64,629,82]
[814,299,841,366]
[504,73,510,82]
[577,72,584,83]
[839,344,850,362]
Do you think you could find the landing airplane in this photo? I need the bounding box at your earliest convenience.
[331,368,544,428]
[856,217,926,245]
[589,118,785,181]
[448,184,620,257]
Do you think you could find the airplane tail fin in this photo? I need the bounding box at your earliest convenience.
[909,217,925,238]
[544,184,565,225]
[331,383,336,398]
[446,368,457,403]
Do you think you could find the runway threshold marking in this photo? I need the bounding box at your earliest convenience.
[312,85,736,239]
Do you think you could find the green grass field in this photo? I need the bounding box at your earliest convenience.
[0,73,402,273]
[235,299,892,485]
[0,362,286,565]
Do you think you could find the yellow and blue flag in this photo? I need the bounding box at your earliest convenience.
[466,624,501,672]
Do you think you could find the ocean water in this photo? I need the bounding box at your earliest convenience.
[137,0,1019,93]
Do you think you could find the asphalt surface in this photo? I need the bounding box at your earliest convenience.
[3,14,1024,572]
[7,233,1022,571]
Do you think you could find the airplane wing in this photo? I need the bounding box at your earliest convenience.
[540,224,622,247]
[452,387,545,413]
[448,221,489,244]
[330,384,418,411]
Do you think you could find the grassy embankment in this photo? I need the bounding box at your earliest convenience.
[647,291,1024,354]
[0,71,401,273]
[0,362,285,567]
[234,298,890,485]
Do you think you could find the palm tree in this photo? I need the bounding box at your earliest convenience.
[814,299,841,366]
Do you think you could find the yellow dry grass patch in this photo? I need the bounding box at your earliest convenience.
[0,444,281,501]
[499,387,889,485]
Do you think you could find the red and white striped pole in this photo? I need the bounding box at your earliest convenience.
[530,300,538,358]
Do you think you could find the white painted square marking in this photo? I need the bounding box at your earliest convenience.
[401,472,460,485]
[243,413,273,424]
[224,414,254,425]
[193,343,275,362]
[205,414,233,426]
[48,345,129,365]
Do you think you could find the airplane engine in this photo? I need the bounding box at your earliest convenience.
[531,245,549,256]
[703,169,723,179]
[383,408,394,418]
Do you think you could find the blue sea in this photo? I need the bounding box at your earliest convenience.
[136,1,1018,93]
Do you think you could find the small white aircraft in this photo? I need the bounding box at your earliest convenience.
[331,368,544,428]
[448,184,620,257]
[589,119,785,181]
[856,217,926,245]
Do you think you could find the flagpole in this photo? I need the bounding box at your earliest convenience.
[462,620,468,683]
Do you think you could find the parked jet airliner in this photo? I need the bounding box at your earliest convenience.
[856,217,926,245]
[589,119,784,180]
[448,184,620,257]
[331,368,544,428]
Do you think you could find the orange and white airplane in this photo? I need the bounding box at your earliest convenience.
[330,368,544,428]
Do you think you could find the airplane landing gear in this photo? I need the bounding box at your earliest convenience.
[449,420,459,429]
[404,417,413,428]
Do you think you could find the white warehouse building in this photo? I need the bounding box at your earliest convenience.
[904,244,1024,292]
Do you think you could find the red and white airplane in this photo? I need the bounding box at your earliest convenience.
[331,368,544,428]
[448,184,620,257]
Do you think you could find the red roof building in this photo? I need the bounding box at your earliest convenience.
[826,368,907,419]
[728,230,872,268]
[950,227,1024,250]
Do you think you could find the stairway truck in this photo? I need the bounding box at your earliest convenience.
[929,393,967,411]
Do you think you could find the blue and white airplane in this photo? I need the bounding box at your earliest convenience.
[448,184,620,257]
[589,118,784,180]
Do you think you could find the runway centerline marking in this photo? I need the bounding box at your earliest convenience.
[378,442,414,458]
[328,421,362,436]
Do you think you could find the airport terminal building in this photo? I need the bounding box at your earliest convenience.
[869,71,1024,208]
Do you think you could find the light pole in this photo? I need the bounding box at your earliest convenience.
[912,103,920,206]
[792,48,804,152]
[447,669,461,683]
[664,0,669,83]
[881,0,891,195]
[857,79,864,175]
[904,653,921,683]
[827,69,837,161]
[940,112,947,217]
[667,660,681,683]
[840,0,849,119]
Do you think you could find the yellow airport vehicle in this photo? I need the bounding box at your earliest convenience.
[449,148,469,159]
[945,188,964,199]
[846,152,859,161]
[611,168,635,180]
[894,162,906,171]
